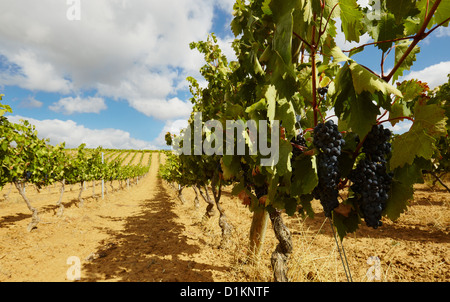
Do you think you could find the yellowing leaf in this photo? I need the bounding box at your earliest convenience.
[349,62,403,98]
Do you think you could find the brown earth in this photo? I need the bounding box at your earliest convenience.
[0,152,448,282]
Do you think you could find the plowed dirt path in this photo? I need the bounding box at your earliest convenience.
[0,152,229,281]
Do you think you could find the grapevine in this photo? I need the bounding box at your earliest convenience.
[1,96,152,230]
[172,0,450,282]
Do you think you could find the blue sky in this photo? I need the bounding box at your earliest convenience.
[0,0,449,150]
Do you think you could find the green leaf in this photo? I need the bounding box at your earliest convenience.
[274,138,292,176]
[384,180,414,221]
[339,0,364,42]
[389,101,411,126]
[334,64,380,138]
[374,13,405,52]
[221,155,241,180]
[333,210,360,241]
[392,40,420,82]
[261,0,272,15]
[397,79,428,103]
[276,98,296,138]
[299,194,314,218]
[386,0,420,23]
[412,102,447,138]
[349,62,402,98]
[284,197,298,216]
[267,173,279,207]
[329,45,350,63]
[390,128,436,169]
[245,98,266,117]
[291,155,318,196]
[393,157,430,186]
[347,92,380,139]
[266,85,277,121]
[431,0,450,26]
[271,0,295,66]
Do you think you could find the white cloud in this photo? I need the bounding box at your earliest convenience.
[18,96,43,109]
[128,97,192,120]
[217,34,237,63]
[49,96,107,115]
[0,50,72,93]
[0,0,219,119]
[391,120,413,134]
[399,61,450,89]
[7,115,157,150]
[436,26,450,38]
[214,0,236,14]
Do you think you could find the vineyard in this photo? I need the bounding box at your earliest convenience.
[0,151,448,281]
[1,0,450,284]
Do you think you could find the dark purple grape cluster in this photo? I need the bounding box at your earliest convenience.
[24,170,32,180]
[349,124,393,229]
[362,124,392,162]
[254,185,268,199]
[317,86,328,96]
[290,133,307,163]
[312,120,345,217]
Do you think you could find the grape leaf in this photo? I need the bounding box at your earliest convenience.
[433,0,450,25]
[393,156,431,186]
[411,102,447,138]
[266,85,277,121]
[333,210,360,241]
[338,0,364,43]
[389,101,411,126]
[221,155,241,180]
[284,197,298,216]
[290,155,318,197]
[392,41,420,82]
[276,98,296,138]
[334,63,380,138]
[384,180,414,221]
[347,92,380,139]
[374,12,405,52]
[329,45,350,63]
[349,62,402,98]
[389,101,446,169]
[418,0,450,27]
[386,0,420,24]
[390,128,435,169]
[397,79,428,103]
[271,0,295,66]
[274,138,292,176]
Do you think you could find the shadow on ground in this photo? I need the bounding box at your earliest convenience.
[82,178,228,281]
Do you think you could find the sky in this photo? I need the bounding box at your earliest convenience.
[0,0,449,150]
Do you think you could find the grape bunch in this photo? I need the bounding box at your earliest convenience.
[24,171,32,181]
[317,85,329,96]
[254,185,268,199]
[362,124,392,162]
[290,133,307,164]
[349,124,393,229]
[312,120,345,217]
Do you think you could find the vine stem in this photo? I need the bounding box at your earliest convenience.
[311,13,318,126]
[377,116,415,124]
[383,0,442,82]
